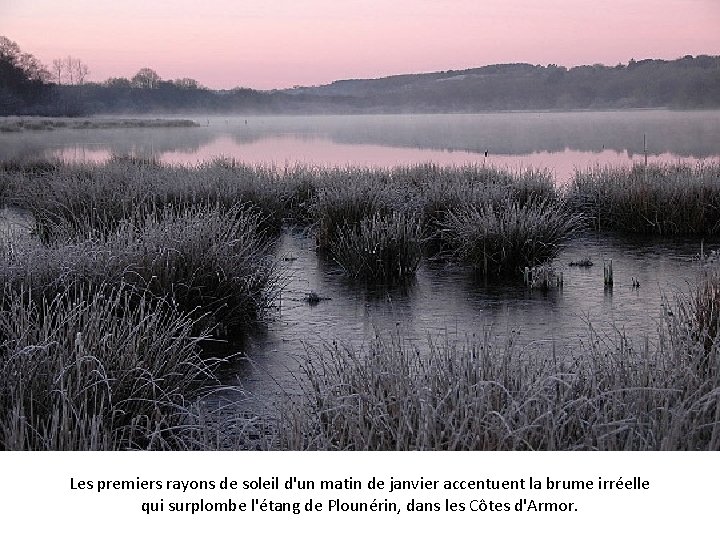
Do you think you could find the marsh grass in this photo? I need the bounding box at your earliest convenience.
[0,173,281,448]
[0,204,280,332]
[440,197,583,276]
[0,160,561,245]
[112,204,281,330]
[3,159,292,239]
[419,170,556,254]
[330,212,424,281]
[680,270,720,368]
[311,183,393,251]
[0,283,217,450]
[305,165,558,277]
[6,159,719,240]
[274,294,720,450]
[5,158,720,450]
[570,163,720,235]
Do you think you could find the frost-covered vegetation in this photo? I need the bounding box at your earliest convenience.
[2,158,720,450]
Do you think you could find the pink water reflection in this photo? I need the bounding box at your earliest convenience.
[158,135,706,184]
[44,132,713,185]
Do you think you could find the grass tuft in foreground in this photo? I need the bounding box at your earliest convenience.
[0,284,217,450]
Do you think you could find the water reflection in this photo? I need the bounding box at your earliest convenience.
[1,111,718,183]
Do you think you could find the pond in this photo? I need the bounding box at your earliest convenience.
[233,229,709,398]
[2,110,720,183]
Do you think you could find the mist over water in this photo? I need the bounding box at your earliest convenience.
[2,110,719,182]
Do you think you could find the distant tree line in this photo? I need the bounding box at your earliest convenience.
[50,56,720,114]
[300,57,720,112]
[2,35,719,116]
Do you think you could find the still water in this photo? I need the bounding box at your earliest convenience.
[2,110,719,183]
[233,230,708,396]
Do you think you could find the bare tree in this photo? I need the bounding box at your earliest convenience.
[72,58,89,84]
[65,55,74,85]
[52,56,89,85]
[131,68,161,89]
[52,59,64,84]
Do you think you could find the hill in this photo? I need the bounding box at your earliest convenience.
[285,57,720,111]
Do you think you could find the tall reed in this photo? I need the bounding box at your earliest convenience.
[0,284,217,450]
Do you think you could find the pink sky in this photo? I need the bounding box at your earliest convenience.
[1,0,719,89]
